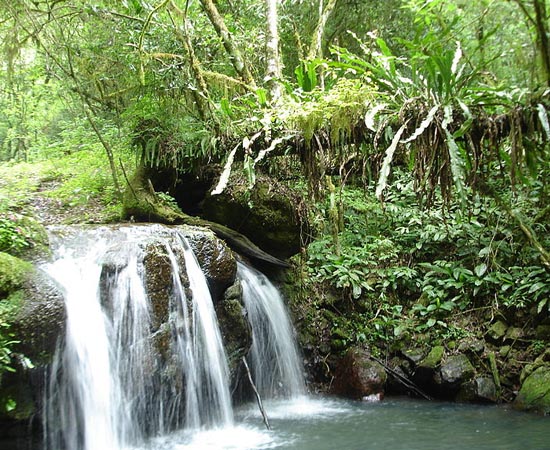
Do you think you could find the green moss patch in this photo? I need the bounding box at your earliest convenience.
[0,253,33,298]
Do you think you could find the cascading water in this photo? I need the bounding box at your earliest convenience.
[237,262,306,399]
[43,225,234,450]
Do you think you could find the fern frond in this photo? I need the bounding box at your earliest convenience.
[441,105,467,205]
[364,103,387,131]
[537,103,550,140]
[401,105,439,143]
[376,123,407,199]
[211,143,240,195]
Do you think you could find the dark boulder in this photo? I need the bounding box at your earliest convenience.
[202,173,308,259]
[434,354,475,398]
[214,280,252,375]
[332,347,387,399]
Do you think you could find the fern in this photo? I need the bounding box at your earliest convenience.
[537,103,550,141]
[376,123,408,200]
[441,105,467,206]
[401,105,439,143]
[211,143,240,195]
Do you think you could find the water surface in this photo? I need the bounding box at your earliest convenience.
[131,396,550,450]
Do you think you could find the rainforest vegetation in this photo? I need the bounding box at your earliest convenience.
[1,0,550,413]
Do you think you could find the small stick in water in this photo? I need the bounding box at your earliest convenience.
[242,356,271,430]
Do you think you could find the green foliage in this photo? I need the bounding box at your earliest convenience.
[306,169,550,348]
[0,216,33,255]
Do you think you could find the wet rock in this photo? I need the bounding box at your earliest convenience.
[214,280,252,375]
[142,243,181,331]
[439,354,475,387]
[515,365,550,414]
[2,270,65,421]
[475,376,498,402]
[11,270,65,366]
[332,347,387,399]
[185,230,237,303]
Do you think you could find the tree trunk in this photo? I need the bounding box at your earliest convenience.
[82,105,122,201]
[307,0,338,60]
[199,0,256,87]
[266,0,282,102]
[533,0,550,87]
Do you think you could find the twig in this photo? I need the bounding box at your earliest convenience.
[369,355,432,401]
[242,356,271,430]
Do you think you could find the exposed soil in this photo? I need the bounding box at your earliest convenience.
[29,180,115,226]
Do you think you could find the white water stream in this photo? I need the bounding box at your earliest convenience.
[238,262,305,399]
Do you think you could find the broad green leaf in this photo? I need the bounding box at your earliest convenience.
[5,399,16,412]
[529,282,545,294]
[475,263,488,277]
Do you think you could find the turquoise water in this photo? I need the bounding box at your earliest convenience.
[135,396,550,450]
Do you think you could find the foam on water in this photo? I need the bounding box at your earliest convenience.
[239,396,353,421]
[130,425,287,450]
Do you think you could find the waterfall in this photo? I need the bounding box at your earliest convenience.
[238,262,306,399]
[41,224,306,450]
[43,225,233,450]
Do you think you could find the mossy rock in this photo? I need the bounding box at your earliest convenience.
[514,365,550,414]
[0,253,33,298]
[486,320,508,343]
[418,345,445,370]
[10,270,66,366]
[202,172,308,259]
[215,281,252,375]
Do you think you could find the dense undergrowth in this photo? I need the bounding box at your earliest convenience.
[297,170,550,366]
